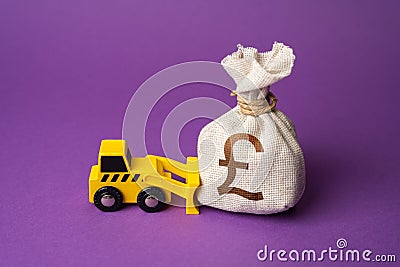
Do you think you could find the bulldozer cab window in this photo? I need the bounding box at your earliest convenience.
[101,156,128,172]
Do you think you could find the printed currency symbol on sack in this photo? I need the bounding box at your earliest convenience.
[217,133,264,201]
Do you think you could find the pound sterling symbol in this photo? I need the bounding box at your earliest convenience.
[217,133,264,201]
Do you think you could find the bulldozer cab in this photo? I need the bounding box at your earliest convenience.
[98,140,132,173]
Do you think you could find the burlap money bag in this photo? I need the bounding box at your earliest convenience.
[197,42,305,214]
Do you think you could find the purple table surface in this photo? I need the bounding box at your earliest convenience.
[1,1,399,266]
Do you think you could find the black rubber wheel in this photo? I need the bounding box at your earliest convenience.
[94,186,123,212]
[137,187,166,213]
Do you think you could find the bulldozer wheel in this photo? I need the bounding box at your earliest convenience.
[94,186,123,212]
[137,187,166,213]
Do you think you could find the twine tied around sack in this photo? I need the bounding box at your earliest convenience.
[231,90,277,116]
[237,44,244,58]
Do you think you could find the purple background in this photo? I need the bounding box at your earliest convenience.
[1,1,399,266]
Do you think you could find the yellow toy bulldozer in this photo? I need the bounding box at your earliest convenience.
[88,140,200,215]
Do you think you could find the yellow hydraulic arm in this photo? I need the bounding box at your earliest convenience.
[144,155,200,215]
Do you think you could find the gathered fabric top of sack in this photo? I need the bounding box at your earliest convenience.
[221,42,295,102]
